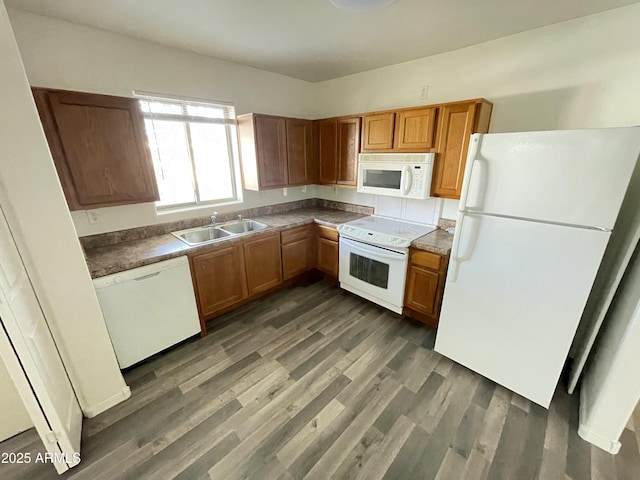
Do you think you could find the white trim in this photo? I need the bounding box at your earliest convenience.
[83,386,131,418]
[134,90,235,108]
[578,387,622,454]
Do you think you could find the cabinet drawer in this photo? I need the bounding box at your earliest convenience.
[317,224,339,242]
[411,250,442,270]
[281,225,311,245]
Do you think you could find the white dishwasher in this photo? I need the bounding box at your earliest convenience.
[93,256,200,369]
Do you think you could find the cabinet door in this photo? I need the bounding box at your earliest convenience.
[191,244,248,318]
[361,112,395,151]
[404,265,440,316]
[337,117,361,186]
[33,89,159,210]
[282,238,311,280]
[317,238,339,278]
[432,102,477,199]
[255,115,288,188]
[286,119,315,185]
[394,107,437,151]
[282,225,312,280]
[318,120,338,185]
[244,234,283,295]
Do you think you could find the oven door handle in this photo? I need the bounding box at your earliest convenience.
[340,237,406,260]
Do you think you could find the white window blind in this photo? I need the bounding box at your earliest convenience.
[135,92,240,209]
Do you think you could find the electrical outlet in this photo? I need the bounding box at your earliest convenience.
[86,210,100,225]
[419,85,429,99]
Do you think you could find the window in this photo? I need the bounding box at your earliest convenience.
[136,93,240,209]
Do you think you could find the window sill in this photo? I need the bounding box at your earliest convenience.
[155,198,244,216]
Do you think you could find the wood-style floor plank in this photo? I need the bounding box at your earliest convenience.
[1,280,639,480]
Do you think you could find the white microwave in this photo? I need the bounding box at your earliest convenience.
[357,153,434,199]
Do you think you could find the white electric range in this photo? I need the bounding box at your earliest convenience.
[337,216,436,313]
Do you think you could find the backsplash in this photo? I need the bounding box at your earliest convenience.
[314,185,455,226]
[80,199,373,249]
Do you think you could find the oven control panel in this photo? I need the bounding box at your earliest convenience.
[337,225,411,249]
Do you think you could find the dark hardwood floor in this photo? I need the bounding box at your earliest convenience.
[1,280,639,479]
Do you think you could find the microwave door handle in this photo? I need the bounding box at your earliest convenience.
[402,166,412,195]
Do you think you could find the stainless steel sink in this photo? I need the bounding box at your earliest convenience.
[219,219,268,234]
[171,226,233,246]
[171,219,268,246]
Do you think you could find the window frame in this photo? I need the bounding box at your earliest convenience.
[134,91,242,211]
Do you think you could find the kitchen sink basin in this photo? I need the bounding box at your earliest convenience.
[171,219,269,246]
[218,219,268,234]
[171,226,233,246]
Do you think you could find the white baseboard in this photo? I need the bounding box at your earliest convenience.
[578,387,621,454]
[82,386,131,418]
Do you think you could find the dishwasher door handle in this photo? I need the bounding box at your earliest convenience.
[133,272,161,281]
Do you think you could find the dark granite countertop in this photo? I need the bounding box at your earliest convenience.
[412,229,454,256]
[84,207,367,278]
[84,206,454,278]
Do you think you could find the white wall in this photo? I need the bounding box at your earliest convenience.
[0,360,32,442]
[7,3,640,231]
[7,8,316,236]
[0,1,129,417]
[312,3,640,218]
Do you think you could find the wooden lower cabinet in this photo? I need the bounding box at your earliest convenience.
[281,225,313,280]
[316,225,339,278]
[190,244,248,319]
[317,238,338,278]
[189,224,344,333]
[403,249,448,328]
[243,233,283,295]
[405,266,440,316]
[189,233,282,331]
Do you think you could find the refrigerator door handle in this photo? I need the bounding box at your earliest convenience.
[448,212,466,282]
[459,135,482,212]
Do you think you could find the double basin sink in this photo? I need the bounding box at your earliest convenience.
[172,219,268,246]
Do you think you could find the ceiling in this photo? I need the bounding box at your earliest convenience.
[6,0,639,82]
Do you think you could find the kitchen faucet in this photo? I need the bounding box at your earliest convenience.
[210,211,217,225]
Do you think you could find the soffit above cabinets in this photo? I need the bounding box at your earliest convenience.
[6,0,640,82]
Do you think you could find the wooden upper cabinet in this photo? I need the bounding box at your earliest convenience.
[317,120,338,184]
[317,116,360,186]
[255,115,288,188]
[238,113,317,190]
[432,100,492,199]
[32,88,159,211]
[337,117,361,186]
[394,107,437,150]
[361,112,395,150]
[360,107,436,152]
[286,118,316,185]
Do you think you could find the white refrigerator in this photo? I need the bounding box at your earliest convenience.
[434,127,640,408]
